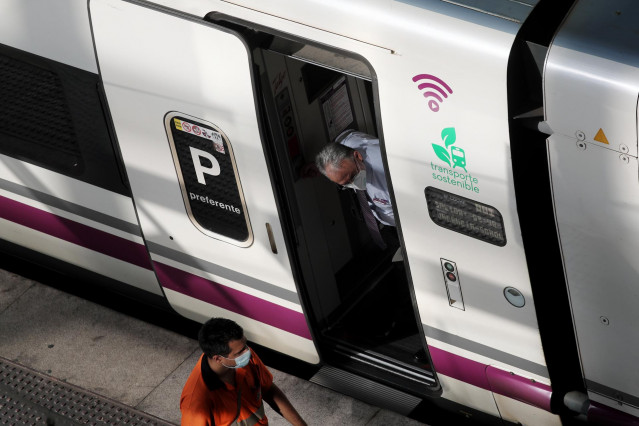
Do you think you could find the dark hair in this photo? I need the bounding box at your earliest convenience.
[198,317,244,358]
[315,143,355,177]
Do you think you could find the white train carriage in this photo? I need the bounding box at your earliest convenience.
[1,0,638,424]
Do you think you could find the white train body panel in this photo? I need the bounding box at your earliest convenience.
[0,154,162,295]
[493,394,563,426]
[0,0,97,73]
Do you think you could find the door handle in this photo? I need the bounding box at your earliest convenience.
[266,223,278,254]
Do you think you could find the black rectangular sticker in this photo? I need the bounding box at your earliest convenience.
[425,186,506,246]
[165,113,252,246]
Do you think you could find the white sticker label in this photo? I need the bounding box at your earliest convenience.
[174,118,225,154]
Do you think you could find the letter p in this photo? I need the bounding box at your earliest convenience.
[190,147,220,185]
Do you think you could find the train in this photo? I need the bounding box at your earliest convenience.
[1,0,638,424]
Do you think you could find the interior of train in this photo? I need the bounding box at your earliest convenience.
[208,16,437,394]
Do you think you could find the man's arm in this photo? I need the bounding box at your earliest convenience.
[263,383,307,426]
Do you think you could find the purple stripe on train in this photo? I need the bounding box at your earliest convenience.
[154,261,313,340]
[0,195,152,269]
[428,345,552,412]
[486,365,552,412]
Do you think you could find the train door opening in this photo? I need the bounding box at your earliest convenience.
[208,17,437,395]
[259,50,436,393]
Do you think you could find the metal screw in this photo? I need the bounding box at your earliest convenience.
[576,141,587,150]
[620,144,629,153]
[576,130,586,141]
[620,154,630,164]
[600,316,610,325]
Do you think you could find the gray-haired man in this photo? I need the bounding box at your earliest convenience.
[315,130,395,227]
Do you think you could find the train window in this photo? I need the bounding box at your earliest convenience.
[164,112,253,247]
[0,43,129,195]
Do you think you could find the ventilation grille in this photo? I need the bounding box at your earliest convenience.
[0,357,173,425]
[0,52,81,172]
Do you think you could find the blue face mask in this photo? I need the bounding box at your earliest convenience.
[220,348,252,369]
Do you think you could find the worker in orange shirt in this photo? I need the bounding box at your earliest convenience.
[180,317,307,426]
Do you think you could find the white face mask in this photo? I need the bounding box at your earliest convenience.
[220,348,252,369]
[343,169,367,190]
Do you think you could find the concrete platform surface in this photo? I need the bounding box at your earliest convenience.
[0,267,427,425]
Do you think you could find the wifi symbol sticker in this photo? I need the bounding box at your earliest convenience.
[413,74,453,112]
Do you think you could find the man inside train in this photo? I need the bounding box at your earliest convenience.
[315,129,397,251]
[180,317,307,426]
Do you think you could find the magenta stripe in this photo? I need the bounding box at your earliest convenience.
[154,261,312,340]
[429,345,553,412]
[0,194,152,270]
[486,365,552,411]
[429,345,491,389]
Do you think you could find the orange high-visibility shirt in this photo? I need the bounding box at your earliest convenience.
[180,351,273,426]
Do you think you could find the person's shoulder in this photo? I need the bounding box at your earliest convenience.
[181,384,211,408]
[342,131,379,149]
[183,355,204,387]
[180,377,213,418]
[181,355,212,402]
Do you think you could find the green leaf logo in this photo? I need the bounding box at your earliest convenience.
[441,127,456,148]
[432,144,451,166]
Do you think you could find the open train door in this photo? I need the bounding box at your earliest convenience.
[90,0,318,363]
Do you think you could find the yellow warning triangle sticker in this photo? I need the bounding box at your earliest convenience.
[594,128,609,144]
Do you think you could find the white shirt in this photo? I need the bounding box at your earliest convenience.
[339,131,395,226]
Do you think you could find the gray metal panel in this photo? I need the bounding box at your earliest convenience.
[546,3,639,411]
[547,135,639,409]
[552,0,639,67]
[587,380,639,410]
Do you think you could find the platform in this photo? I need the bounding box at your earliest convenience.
[0,263,427,425]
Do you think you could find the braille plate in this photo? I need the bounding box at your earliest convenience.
[0,356,174,425]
